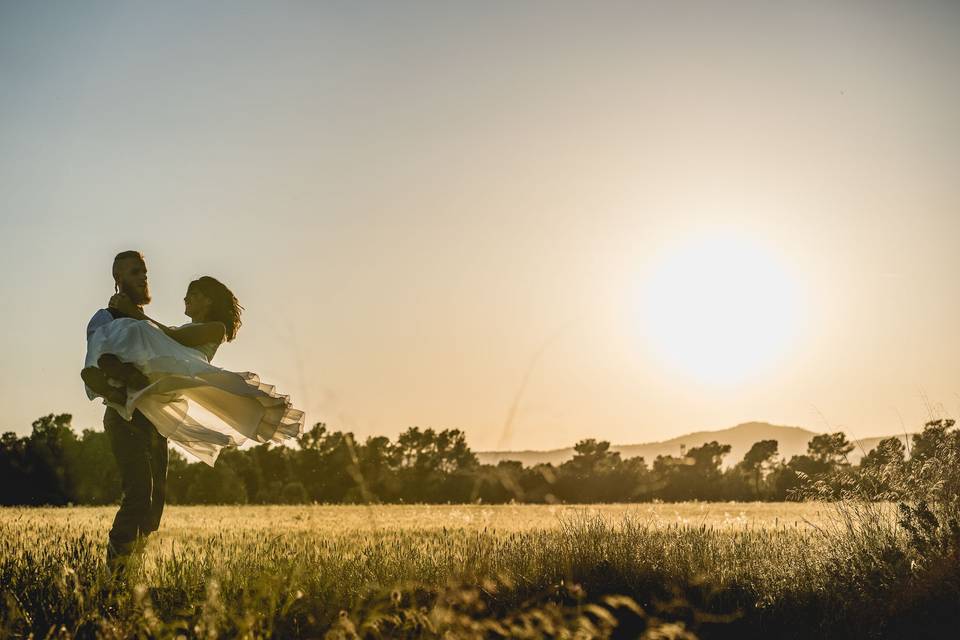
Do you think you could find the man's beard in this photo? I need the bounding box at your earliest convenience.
[120,282,151,305]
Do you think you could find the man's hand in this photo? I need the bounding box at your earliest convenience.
[109,293,139,317]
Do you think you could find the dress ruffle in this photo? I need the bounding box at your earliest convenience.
[86,318,305,466]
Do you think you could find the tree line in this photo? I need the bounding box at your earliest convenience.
[1,413,949,506]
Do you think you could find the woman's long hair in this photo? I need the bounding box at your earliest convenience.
[189,276,243,342]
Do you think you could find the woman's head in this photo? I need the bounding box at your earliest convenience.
[184,276,243,341]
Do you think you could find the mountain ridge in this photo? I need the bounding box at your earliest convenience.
[475,421,912,468]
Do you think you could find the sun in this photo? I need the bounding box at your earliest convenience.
[638,230,803,385]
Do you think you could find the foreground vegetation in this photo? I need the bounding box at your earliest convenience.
[1,503,831,639]
[2,419,958,638]
[0,497,956,639]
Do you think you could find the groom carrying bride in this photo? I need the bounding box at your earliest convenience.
[81,250,306,580]
[81,250,167,578]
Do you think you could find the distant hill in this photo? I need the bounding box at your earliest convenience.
[475,422,913,468]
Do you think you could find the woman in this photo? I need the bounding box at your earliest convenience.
[84,276,304,466]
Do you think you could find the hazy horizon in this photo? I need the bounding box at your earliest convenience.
[2,1,959,451]
[478,420,909,453]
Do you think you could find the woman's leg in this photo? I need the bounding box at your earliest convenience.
[81,366,127,405]
[98,353,149,390]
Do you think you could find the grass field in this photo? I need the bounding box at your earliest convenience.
[0,502,954,639]
[6,502,831,533]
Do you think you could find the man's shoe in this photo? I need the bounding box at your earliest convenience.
[105,541,130,584]
[97,354,150,391]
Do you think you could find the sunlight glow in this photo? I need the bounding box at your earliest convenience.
[639,230,802,385]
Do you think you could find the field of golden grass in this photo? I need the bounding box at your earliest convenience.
[0,501,943,639]
[8,501,830,535]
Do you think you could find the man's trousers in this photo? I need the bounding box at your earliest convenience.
[103,407,168,558]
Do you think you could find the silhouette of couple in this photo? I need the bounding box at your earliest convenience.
[81,250,304,576]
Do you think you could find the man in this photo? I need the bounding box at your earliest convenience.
[81,250,168,577]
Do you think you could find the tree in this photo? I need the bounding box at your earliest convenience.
[860,437,906,470]
[807,432,854,467]
[165,448,194,504]
[392,427,477,475]
[556,439,625,502]
[281,481,308,504]
[567,439,621,474]
[472,460,525,503]
[296,421,329,451]
[295,423,357,502]
[64,429,120,504]
[26,413,78,505]
[653,442,731,501]
[770,433,858,500]
[348,435,398,503]
[651,453,689,500]
[910,419,957,466]
[250,443,295,502]
[391,427,478,502]
[0,431,30,505]
[185,463,248,504]
[687,441,732,473]
[617,456,652,501]
[684,441,732,500]
[737,440,779,499]
[855,436,907,495]
[218,448,264,502]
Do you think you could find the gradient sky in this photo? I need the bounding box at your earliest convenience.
[2,1,958,451]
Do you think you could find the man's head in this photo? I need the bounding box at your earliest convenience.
[112,250,150,305]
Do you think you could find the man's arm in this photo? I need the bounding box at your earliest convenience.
[83,309,115,400]
[85,308,114,340]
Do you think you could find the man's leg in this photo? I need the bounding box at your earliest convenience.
[144,424,169,537]
[104,408,153,575]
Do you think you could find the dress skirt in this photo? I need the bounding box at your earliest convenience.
[85,317,304,466]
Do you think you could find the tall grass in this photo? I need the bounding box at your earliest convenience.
[795,419,960,638]
[2,508,826,639]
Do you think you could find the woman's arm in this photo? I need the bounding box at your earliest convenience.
[110,295,225,348]
[162,321,226,347]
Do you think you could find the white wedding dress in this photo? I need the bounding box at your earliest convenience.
[85,317,304,466]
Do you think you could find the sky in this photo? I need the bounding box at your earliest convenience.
[2,1,959,452]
